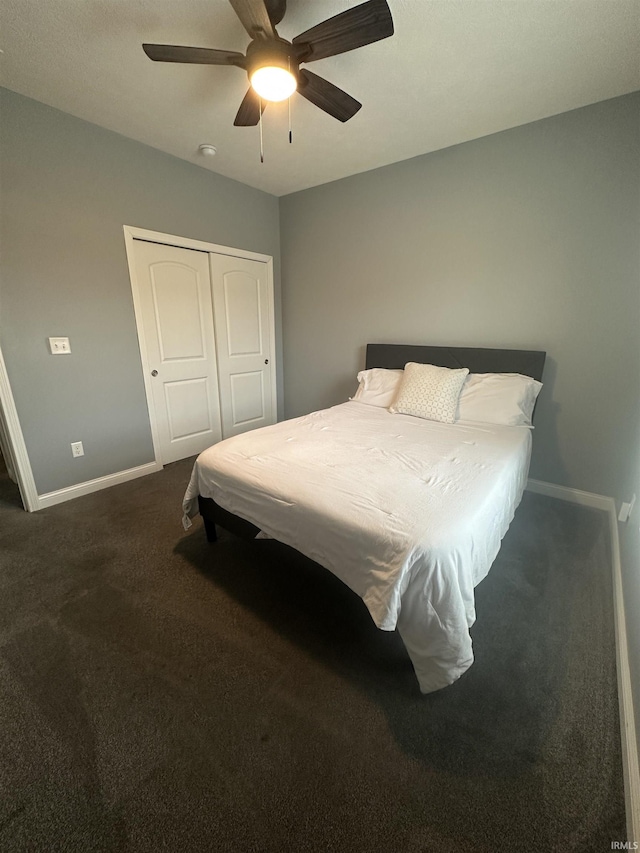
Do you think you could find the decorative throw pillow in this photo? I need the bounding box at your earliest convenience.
[351,368,403,408]
[390,362,469,423]
[457,373,543,427]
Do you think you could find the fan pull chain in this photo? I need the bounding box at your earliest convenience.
[259,97,264,163]
[288,57,293,144]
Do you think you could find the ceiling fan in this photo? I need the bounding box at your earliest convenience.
[142,0,394,126]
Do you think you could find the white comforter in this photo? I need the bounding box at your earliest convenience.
[183,402,532,693]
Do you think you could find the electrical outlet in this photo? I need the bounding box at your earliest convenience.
[71,441,84,458]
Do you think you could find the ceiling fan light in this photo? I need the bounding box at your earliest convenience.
[250,66,297,102]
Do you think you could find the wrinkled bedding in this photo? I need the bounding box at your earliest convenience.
[183,401,532,692]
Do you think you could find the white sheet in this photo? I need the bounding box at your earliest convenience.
[183,401,532,693]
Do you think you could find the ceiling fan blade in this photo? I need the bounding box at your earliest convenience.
[228,0,276,39]
[292,0,393,63]
[297,70,361,123]
[234,87,267,126]
[265,0,287,26]
[143,44,246,67]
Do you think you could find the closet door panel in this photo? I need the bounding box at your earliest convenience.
[210,255,275,438]
[133,240,222,463]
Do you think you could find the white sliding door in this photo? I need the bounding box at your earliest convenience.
[210,254,275,439]
[132,240,223,464]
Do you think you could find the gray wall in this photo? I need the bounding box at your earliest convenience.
[0,88,281,494]
[280,90,640,752]
[280,92,640,503]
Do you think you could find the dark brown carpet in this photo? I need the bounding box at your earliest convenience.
[0,458,625,852]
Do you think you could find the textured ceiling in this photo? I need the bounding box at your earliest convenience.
[1,1,639,196]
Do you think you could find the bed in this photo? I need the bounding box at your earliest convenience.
[182,344,546,693]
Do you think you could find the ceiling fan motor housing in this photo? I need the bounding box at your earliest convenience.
[245,37,299,82]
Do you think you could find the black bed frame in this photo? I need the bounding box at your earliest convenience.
[197,343,546,543]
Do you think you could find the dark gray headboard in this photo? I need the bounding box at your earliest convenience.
[366,344,546,381]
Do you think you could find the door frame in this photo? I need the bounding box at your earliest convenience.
[0,341,39,511]
[123,225,277,467]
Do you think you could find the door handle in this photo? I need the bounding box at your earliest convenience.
[151,370,158,377]
[264,359,269,365]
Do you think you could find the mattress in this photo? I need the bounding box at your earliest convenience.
[183,401,532,692]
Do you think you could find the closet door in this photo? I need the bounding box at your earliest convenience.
[132,240,222,464]
[209,254,275,438]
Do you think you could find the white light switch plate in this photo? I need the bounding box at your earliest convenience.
[49,337,71,354]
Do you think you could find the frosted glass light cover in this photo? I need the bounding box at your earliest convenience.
[250,67,296,102]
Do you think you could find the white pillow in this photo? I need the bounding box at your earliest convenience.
[457,373,542,427]
[390,362,469,423]
[351,368,403,408]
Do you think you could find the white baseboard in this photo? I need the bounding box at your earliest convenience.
[609,504,640,843]
[526,477,613,511]
[36,460,162,510]
[528,478,639,841]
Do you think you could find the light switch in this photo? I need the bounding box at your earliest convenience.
[49,337,71,354]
